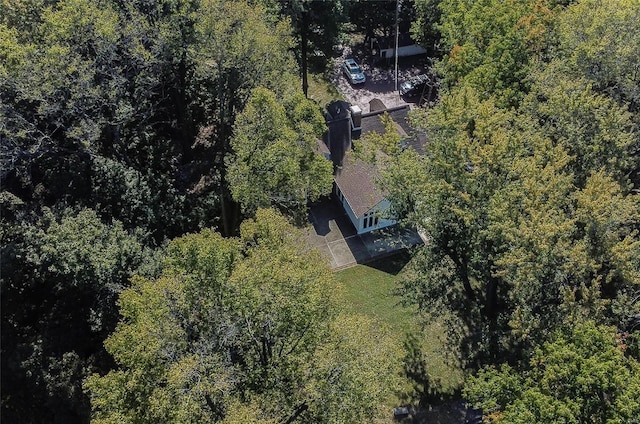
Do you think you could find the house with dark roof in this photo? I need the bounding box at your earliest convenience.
[323,100,423,234]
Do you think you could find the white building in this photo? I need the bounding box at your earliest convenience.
[372,33,427,59]
[323,100,424,234]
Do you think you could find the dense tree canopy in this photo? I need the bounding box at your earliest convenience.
[348,0,416,44]
[3,0,640,422]
[522,69,638,187]
[226,88,333,215]
[393,1,640,419]
[464,322,640,423]
[554,0,640,113]
[1,207,156,423]
[1,1,336,421]
[411,0,441,54]
[389,84,639,363]
[436,0,555,107]
[85,209,401,423]
[1,0,304,239]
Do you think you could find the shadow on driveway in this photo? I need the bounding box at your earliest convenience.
[307,196,424,270]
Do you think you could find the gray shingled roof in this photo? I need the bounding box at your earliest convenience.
[325,102,424,218]
[358,106,425,155]
[334,154,384,218]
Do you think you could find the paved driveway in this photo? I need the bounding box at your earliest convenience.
[330,46,430,112]
[306,197,424,270]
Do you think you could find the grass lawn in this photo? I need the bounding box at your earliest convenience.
[335,252,417,335]
[335,253,464,401]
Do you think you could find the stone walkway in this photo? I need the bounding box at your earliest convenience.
[306,197,424,270]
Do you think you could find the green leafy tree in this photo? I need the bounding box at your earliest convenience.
[539,0,640,186]
[384,0,640,405]
[226,88,333,216]
[389,87,534,360]
[347,0,416,46]
[85,209,400,423]
[436,0,555,107]
[1,0,309,241]
[464,322,640,423]
[227,209,335,411]
[411,0,442,54]
[348,0,396,41]
[554,0,640,113]
[0,0,221,240]
[389,85,640,363]
[569,171,640,322]
[192,0,299,233]
[86,273,233,423]
[490,169,640,348]
[1,208,155,423]
[355,112,404,160]
[523,69,639,188]
[1,0,118,195]
[307,313,403,423]
[0,0,52,35]
[263,0,348,94]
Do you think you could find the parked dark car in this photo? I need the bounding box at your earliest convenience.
[399,74,430,98]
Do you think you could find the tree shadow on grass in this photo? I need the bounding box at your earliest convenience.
[363,250,412,275]
[394,333,479,424]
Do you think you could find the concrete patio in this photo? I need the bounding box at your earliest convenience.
[306,197,424,270]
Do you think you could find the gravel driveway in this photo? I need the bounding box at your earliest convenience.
[329,45,429,113]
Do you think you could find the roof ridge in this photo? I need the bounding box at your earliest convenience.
[361,104,410,118]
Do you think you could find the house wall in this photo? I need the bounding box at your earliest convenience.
[335,184,396,234]
[379,44,427,58]
[335,184,360,230]
[356,199,396,234]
